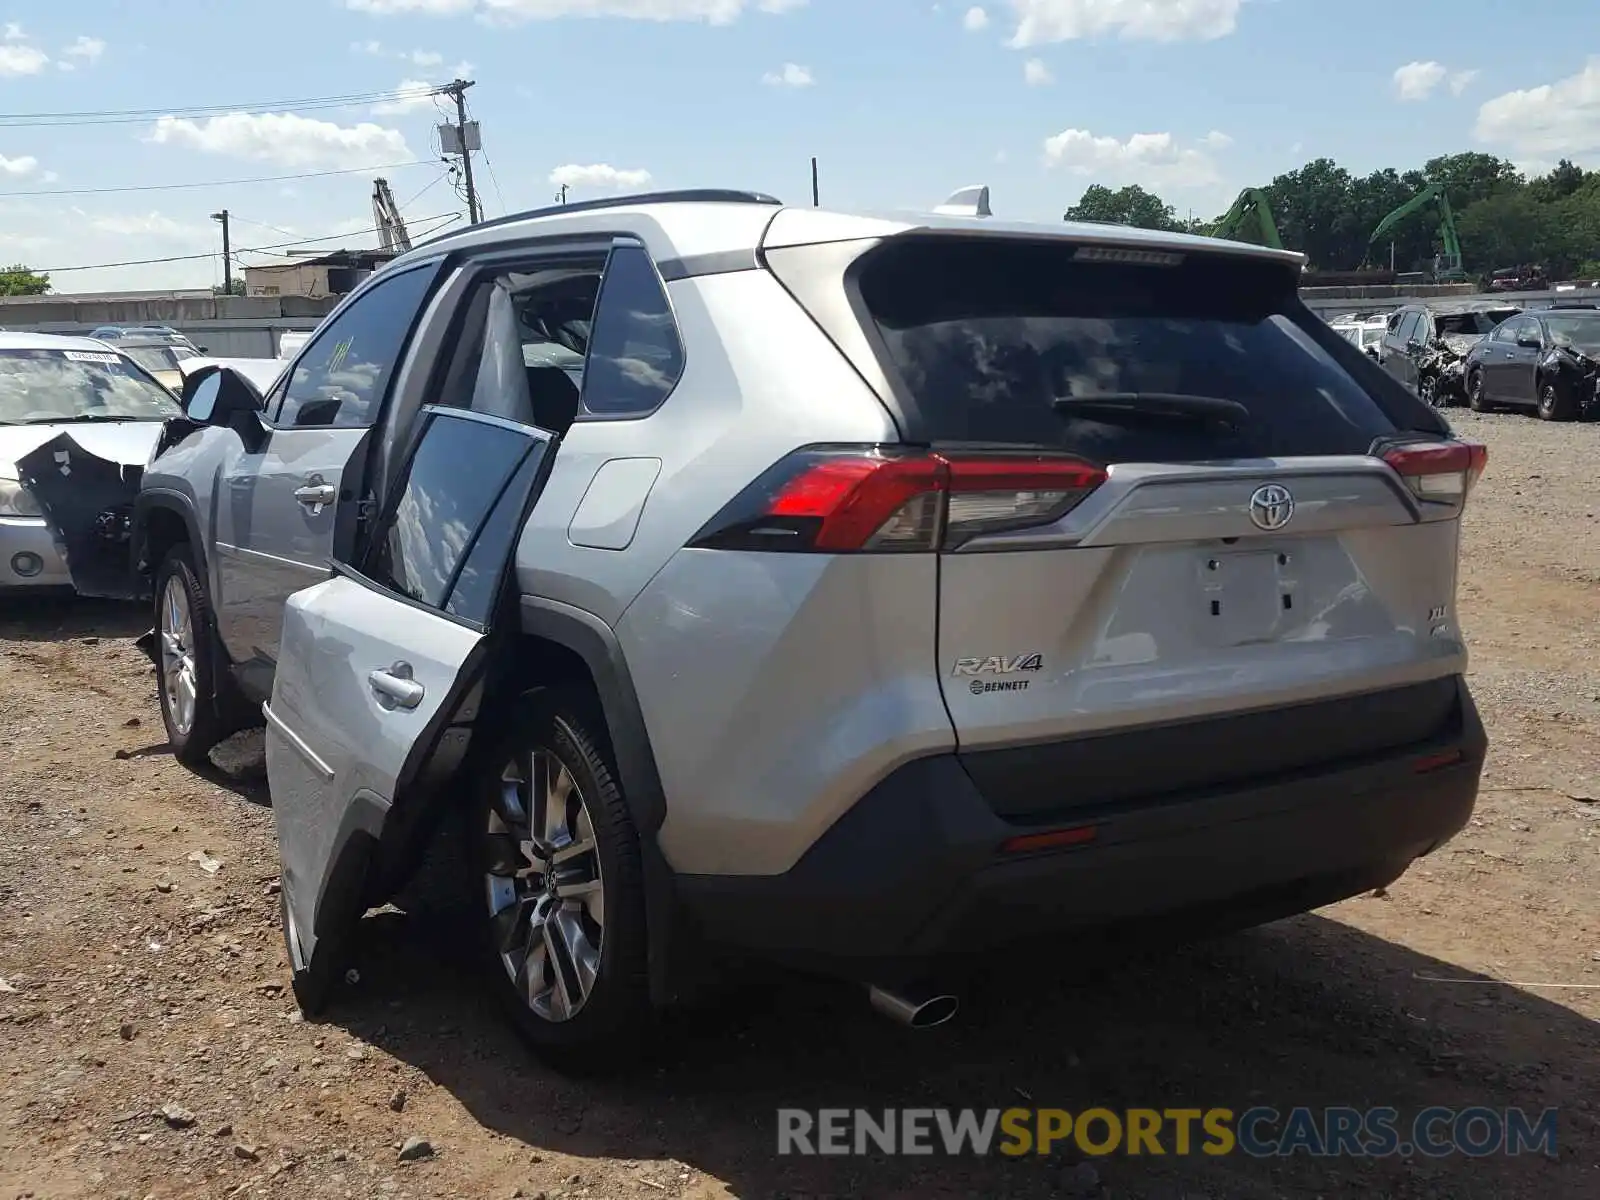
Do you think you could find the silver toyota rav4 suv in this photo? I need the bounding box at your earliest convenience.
[133,189,1488,1066]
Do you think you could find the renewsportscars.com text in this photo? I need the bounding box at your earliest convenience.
[776,1106,1558,1158]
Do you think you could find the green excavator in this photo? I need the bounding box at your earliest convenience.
[1208,187,1285,249]
[1365,183,1468,282]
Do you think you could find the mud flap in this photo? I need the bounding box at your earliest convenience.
[16,433,144,600]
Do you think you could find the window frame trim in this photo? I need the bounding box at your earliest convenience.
[260,258,446,432]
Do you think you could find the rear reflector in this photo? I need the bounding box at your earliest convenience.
[1000,825,1099,854]
[690,446,1107,553]
[1380,439,1487,507]
[1412,749,1464,774]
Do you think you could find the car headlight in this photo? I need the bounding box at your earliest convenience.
[0,475,44,518]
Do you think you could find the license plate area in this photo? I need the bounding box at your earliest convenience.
[1197,548,1293,646]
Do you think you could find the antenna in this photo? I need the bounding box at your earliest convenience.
[933,185,991,217]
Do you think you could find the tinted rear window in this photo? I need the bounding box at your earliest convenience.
[854,238,1404,462]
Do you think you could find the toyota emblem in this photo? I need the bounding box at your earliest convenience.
[1248,484,1294,531]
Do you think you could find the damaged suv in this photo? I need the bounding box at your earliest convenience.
[1378,302,1520,408]
[1,333,180,595]
[133,191,1489,1066]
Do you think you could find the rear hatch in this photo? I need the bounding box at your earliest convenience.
[764,227,1482,821]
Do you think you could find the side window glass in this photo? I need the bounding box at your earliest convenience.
[262,373,289,422]
[579,244,684,417]
[365,412,536,614]
[276,266,434,430]
[1391,312,1415,344]
[445,448,543,624]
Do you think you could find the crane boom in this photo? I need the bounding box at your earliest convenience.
[1366,183,1465,279]
[1209,188,1283,249]
[371,177,412,253]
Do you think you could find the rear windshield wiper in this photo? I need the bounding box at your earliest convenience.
[1052,392,1251,428]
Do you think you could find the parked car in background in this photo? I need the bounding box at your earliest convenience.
[134,190,1488,1067]
[0,333,181,595]
[113,338,206,393]
[90,326,203,353]
[1331,316,1388,359]
[276,330,311,360]
[1462,308,1600,420]
[1378,302,1521,406]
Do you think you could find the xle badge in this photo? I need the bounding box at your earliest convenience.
[951,653,1044,695]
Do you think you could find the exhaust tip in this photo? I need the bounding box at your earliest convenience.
[868,984,959,1029]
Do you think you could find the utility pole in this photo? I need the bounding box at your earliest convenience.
[555,183,569,205]
[210,209,231,294]
[811,157,819,207]
[438,79,481,225]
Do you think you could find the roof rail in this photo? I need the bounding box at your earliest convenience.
[409,188,784,251]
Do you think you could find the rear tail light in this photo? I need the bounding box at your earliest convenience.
[1379,439,1487,510]
[689,445,1107,553]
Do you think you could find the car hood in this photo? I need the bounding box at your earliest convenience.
[0,420,163,472]
[1438,334,1482,356]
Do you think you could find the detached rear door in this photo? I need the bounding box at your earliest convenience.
[845,234,1470,822]
[264,407,554,1004]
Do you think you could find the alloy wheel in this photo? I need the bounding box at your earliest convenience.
[484,747,605,1023]
[159,576,198,738]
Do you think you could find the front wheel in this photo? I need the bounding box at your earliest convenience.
[1538,379,1576,422]
[468,689,652,1072]
[1467,369,1492,413]
[1418,374,1440,408]
[153,548,226,767]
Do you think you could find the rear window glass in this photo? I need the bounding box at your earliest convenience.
[1435,310,1516,337]
[854,238,1403,462]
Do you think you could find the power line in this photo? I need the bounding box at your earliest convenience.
[0,160,431,199]
[0,86,444,129]
[34,212,461,274]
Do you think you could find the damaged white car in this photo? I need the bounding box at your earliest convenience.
[0,333,180,596]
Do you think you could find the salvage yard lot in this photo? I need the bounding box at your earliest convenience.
[2,410,1599,1200]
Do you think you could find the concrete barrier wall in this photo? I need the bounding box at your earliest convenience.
[0,293,340,358]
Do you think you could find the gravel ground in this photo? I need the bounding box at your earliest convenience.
[1,409,1598,1200]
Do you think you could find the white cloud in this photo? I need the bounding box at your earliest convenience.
[762,62,813,87]
[0,25,48,75]
[353,39,386,54]
[62,35,105,63]
[345,0,804,20]
[1023,57,1051,85]
[89,212,209,239]
[1393,60,1447,101]
[1449,68,1479,96]
[1201,129,1232,148]
[1475,58,1600,157]
[0,153,37,177]
[406,49,445,66]
[549,163,653,189]
[963,5,989,30]
[371,80,439,113]
[147,112,412,170]
[1007,0,1242,47]
[1043,127,1221,187]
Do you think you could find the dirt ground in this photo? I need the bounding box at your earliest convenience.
[2,409,1598,1200]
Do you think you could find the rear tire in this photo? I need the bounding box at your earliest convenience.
[153,547,226,768]
[1537,379,1575,421]
[466,688,652,1073]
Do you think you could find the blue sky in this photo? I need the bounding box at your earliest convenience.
[1,0,1597,292]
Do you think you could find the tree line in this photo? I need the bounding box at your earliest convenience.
[1064,153,1600,280]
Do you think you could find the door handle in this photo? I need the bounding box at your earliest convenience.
[294,478,337,514]
[368,662,424,710]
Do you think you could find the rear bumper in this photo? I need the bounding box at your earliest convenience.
[676,676,1485,975]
